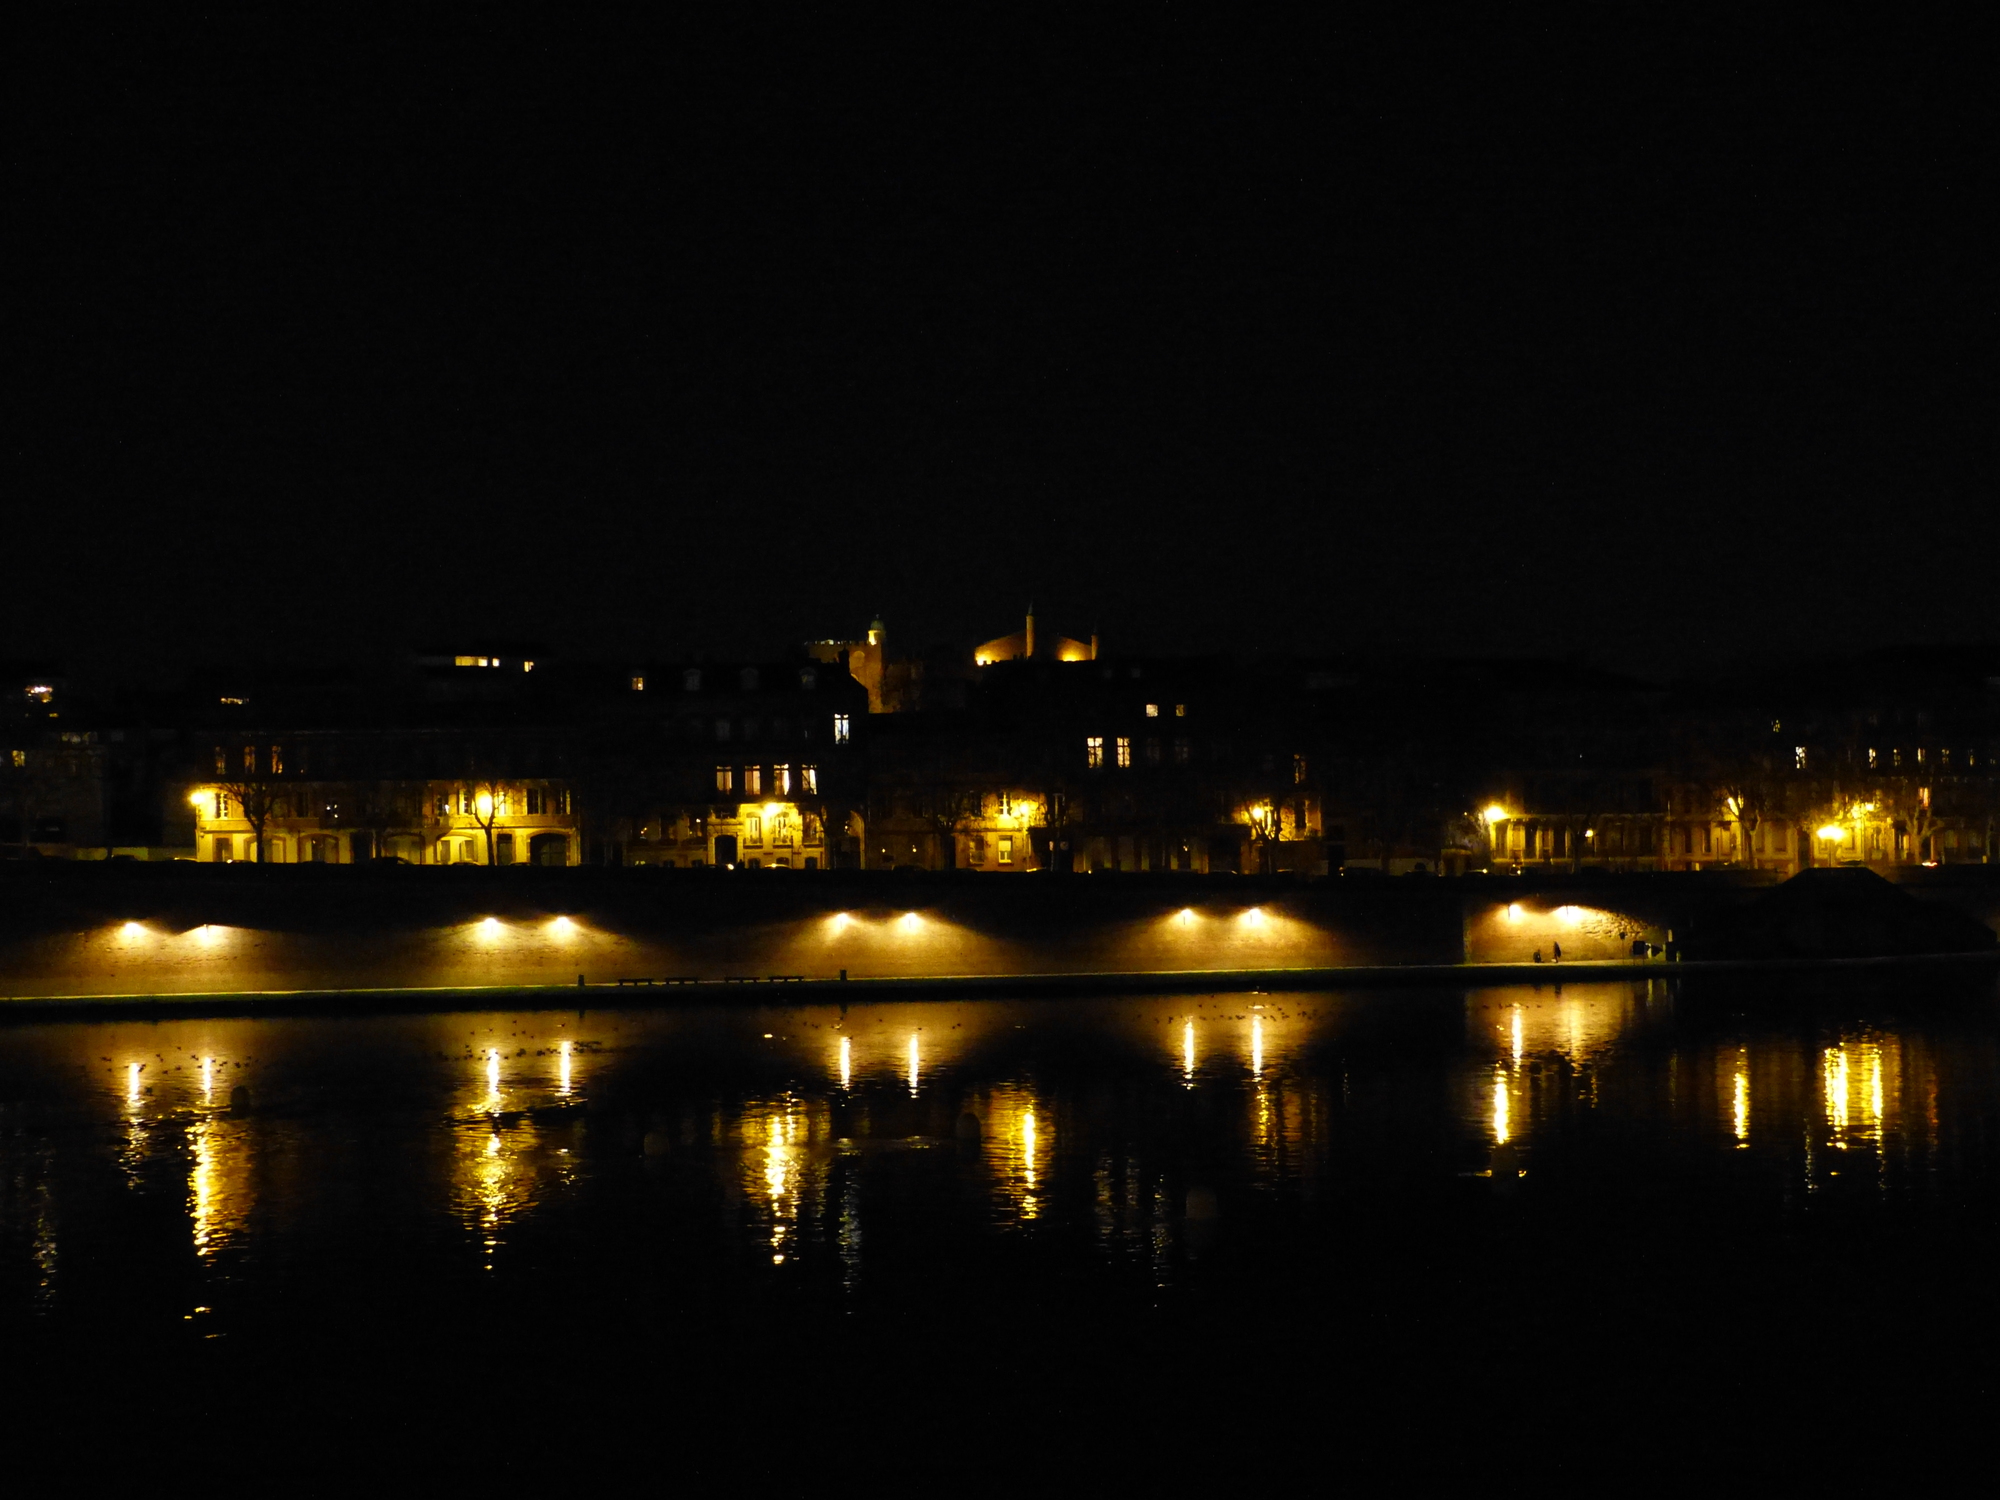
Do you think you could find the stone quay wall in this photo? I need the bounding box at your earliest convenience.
[1,864,1992,1000]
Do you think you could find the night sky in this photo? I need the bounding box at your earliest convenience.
[15,14,1990,679]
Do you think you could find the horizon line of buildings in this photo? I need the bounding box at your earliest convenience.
[5,615,1999,878]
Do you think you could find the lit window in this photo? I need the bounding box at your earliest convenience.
[833,714,851,744]
[455,656,480,667]
[9,749,22,767]
[1293,753,1306,785]
[270,745,283,774]
[1175,704,1187,717]
[214,792,226,819]
[1145,704,1159,718]
[1086,736,1105,769]
[631,675,646,692]
[214,746,226,774]
[746,815,763,846]
[745,765,762,795]
[1115,737,1131,769]
[715,766,733,793]
[243,745,257,773]
[527,788,546,814]
[1919,786,1931,809]
[799,667,817,690]
[522,660,535,672]
[1868,747,1878,768]
[1916,747,1926,764]
[998,835,1013,866]
[775,765,792,795]
[1794,746,1807,770]
[801,765,818,793]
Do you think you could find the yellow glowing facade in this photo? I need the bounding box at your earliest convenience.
[185,778,581,865]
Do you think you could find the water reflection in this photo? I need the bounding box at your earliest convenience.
[741,1096,826,1267]
[188,1115,252,1259]
[982,1082,1049,1224]
[1732,1052,1750,1146]
[1,981,1995,1335]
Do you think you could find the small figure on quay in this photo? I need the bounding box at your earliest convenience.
[1532,949,1544,964]
[1552,941,1562,963]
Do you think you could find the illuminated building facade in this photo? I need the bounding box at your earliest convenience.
[610,656,869,870]
[5,638,1995,877]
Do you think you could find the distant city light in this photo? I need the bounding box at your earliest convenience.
[900,912,921,931]
[1483,804,1508,825]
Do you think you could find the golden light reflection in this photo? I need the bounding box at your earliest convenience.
[1819,1039,1890,1153]
[908,1033,921,1095]
[742,1099,817,1267]
[1824,1047,1851,1142]
[1492,1067,1511,1145]
[188,1116,251,1260]
[1251,1015,1264,1079]
[1732,1059,1750,1145]
[201,1056,215,1103]
[839,1035,852,1089]
[1510,1007,1523,1065]
[558,1039,572,1096]
[126,1062,141,1104]
[485,1049,502,1111]
[1182,1019,1196,1085]
[982,1084,1049,1223]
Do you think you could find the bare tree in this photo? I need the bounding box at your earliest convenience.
[212,774,282,863]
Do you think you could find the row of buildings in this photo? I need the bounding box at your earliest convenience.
[6,615,1999,878]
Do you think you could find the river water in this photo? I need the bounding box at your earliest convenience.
[4,974,1998,1481]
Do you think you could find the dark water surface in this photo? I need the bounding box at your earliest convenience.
[5,975,2000,1482]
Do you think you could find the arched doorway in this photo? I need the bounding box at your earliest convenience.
[529,833,568,867]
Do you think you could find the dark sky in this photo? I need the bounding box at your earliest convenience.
[14,13,1992,678]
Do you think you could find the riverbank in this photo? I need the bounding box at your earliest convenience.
[5,949,1997,1020]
